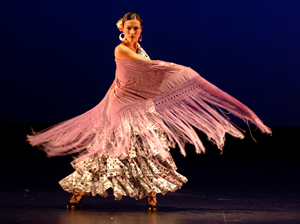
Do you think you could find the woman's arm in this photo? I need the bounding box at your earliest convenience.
[114,45,150,61]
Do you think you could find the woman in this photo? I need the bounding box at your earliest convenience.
[27,12,271,211]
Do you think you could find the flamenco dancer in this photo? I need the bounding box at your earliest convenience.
[27,12,271,211]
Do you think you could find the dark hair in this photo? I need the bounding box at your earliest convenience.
[122,12,143,27]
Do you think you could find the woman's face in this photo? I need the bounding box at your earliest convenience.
[123,19,142,43]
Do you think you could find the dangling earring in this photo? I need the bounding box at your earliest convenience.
[119,33,125,41]
[139,34,142,42]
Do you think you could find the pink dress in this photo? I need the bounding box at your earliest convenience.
[27,45,271,199]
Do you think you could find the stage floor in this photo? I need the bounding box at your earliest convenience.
[1,188,300,224]
[1,125,300,223]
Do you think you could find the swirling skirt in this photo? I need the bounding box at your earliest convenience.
[59,128,187,200]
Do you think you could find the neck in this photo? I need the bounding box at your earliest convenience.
[123,40,138,53]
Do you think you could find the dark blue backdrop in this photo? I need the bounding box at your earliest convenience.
[1,0,299,126]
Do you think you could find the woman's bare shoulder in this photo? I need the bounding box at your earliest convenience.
[114,44,128,56]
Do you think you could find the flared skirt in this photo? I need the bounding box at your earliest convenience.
[59,126,187,200]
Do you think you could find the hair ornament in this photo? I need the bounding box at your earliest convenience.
[116,19,123,31]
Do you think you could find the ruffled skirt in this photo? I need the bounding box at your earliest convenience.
[59,126,187,200]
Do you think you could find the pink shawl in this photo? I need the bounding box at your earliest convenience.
[27,59,271,162]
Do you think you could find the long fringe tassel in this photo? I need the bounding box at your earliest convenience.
[27,75,271,162]
[153,76,271,155]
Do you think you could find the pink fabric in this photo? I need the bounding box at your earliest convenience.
[27,59,271,162]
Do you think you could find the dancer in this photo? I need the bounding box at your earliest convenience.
[27,12,271,211]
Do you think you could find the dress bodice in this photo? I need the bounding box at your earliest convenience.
[137,44,150,59]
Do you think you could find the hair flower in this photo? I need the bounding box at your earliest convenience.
[116,19,123,31]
